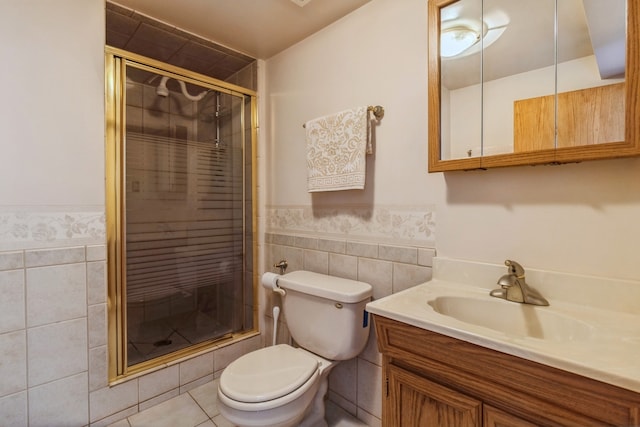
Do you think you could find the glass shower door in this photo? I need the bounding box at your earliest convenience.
[123,65,251,366]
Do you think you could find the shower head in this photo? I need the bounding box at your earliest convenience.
[156,76,170,97]
[155,76,208,101]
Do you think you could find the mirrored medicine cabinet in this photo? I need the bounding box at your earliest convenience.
[428,0,640,172]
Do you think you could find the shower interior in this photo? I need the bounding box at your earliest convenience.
[123,65,252,366]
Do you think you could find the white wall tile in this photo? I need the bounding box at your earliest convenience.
[327,390,357,417]
[89,346,108,392]
[346,241,378,258]
[26,263,86,327]
[28,373,88,427]
[282,246,304,272]
[379,245,418,264]
[25,246,85,268]
[271,234,295,246]
[0,251,24,271]
[139,365,179,402]
[357,358,382,418]
[329,358,357,403]
[303,249,329,273]
[27,318,87,387]
[0,391,27,427]
[0,270,25,334]
[294,236,318,249]
[89,379,139,423]
[0,331,27,398]
[87,260,106,305]
[213,342,246,375]
[357,258,392,300]
[418,247,436,267]
[329,253,358,280]
[242,334,262,353]
[180,352,214,386]
[318,238,346,254]
[392,262,432,293]
[86,244,106,261]
[88,303,107,348]
[359,326,381,366]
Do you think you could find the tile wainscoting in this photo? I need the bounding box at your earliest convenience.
[0,208,106,252]
[264,231,437,427]
[266,205,436,247]
[0,242,261,427]
[1,204,436,425]
[0,208,260,427]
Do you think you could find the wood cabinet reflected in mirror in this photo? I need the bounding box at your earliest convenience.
[428,0,640,172]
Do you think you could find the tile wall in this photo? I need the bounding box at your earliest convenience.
[264,232,436,427]
[0,238,260,426]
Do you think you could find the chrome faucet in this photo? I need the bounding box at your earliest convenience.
[490,260,549,306]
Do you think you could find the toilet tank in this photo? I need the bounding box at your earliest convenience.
[277,270,372,360]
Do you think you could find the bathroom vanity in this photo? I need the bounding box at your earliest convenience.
[367,258,640,427]
[374,315,640,426]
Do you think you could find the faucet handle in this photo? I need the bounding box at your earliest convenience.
[504,260,525,277]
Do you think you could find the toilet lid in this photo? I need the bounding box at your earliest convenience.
[219,344,319,403]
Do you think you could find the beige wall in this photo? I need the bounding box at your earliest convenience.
[265,0,640,281]
[0,0,105,208]
[264,0,640,423]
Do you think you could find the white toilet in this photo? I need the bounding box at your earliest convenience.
[217,270,373,427]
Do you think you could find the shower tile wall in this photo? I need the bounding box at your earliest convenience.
[264,232,436,427]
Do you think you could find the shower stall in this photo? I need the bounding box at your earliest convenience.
[106,48,257,376]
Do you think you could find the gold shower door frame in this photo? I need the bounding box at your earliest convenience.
[105,47,259,382]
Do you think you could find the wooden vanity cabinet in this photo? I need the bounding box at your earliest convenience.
[374,315,640,427]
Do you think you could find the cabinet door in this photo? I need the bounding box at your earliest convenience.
[387,364,481,427]
[484,405,539,427]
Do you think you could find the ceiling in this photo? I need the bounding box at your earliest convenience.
[107,0,625,91]
[109,0,372,59]
[441,0,626,90]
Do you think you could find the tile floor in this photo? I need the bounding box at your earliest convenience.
[107,379,369,427]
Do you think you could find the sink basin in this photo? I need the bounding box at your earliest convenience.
[428,296,594,341]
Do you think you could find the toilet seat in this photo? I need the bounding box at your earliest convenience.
[219,344,319,405]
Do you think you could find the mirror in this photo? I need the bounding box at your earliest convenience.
[428,0,639,172]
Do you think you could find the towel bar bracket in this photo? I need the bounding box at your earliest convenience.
[368,105,384,121]
[303,105,384,128]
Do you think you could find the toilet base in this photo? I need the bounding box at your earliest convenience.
[298,365,331,427]
[218,351,337,427]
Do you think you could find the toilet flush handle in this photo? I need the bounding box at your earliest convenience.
[274,260,288,275]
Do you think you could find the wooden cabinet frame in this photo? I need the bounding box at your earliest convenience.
[374,315,640,426]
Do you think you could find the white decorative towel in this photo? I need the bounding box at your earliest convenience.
[305,106,369,192]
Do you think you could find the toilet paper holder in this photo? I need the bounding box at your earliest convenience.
[262,270,286,297]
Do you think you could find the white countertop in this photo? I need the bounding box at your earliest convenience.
[366,258,640,394]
